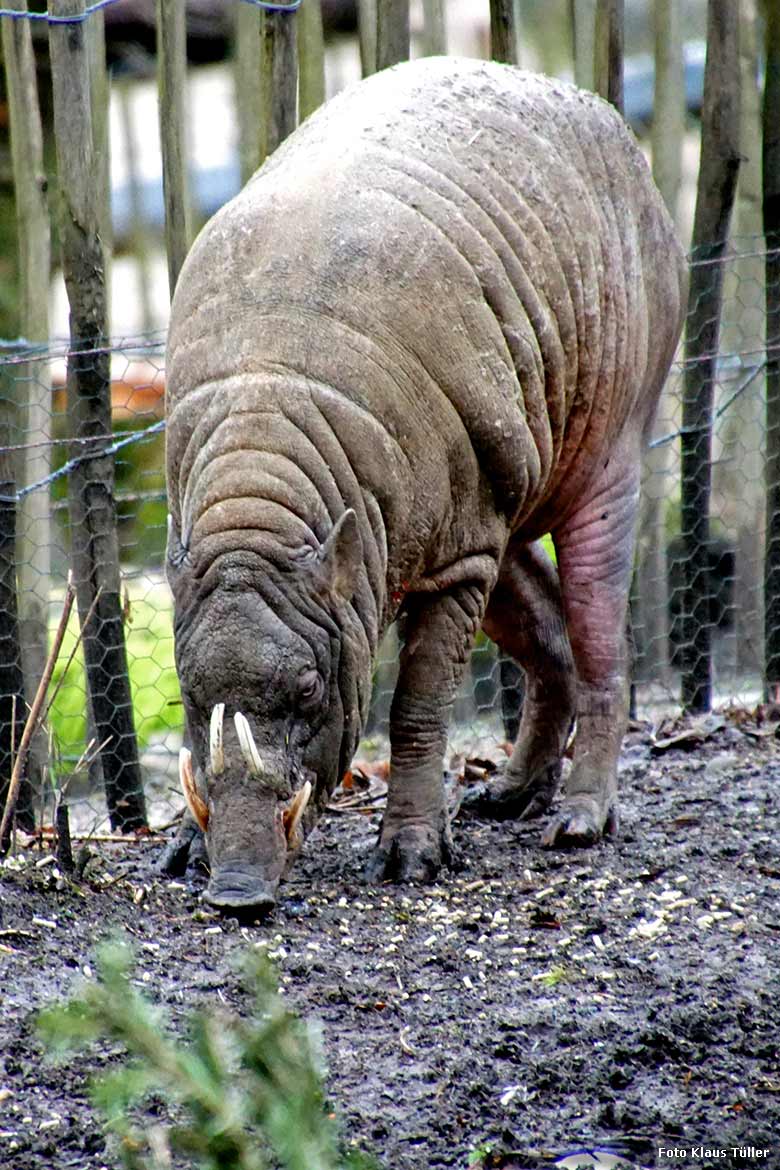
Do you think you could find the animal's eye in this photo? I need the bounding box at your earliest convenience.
[297,670,323,708]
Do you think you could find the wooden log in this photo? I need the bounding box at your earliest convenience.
[299,0,325,121]
[489,0,521,66]
[357,0,376,77]
[375,0,409,71]
[156,0,192,297]
[680,0,741,713]
[422,0,446,57]
[764,0,780,695]
[594,0,624,114]
[260,2,299,162]
[48,0,147,831]
[1,0,52,825]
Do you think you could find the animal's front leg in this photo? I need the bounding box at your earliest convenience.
[159,810,209,876]
[367,583,487,883]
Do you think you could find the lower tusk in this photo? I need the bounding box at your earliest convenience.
[234,712,265,775]
[179,747,209,831]
[283,779,312,847]
[210,703,225,774]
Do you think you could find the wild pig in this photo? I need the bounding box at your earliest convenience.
[163,57,687,914]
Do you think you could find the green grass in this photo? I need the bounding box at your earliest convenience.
[48,578,182,759]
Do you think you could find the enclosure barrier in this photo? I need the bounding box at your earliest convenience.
[0,235,776,834]
[0,0,777,837]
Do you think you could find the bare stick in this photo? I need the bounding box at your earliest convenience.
[66,833,166,844]
[50,735,113,816]
[0,578,76,848]
[25,826,166,844]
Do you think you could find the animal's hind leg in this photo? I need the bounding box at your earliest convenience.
[542,441,640,845]
[461,539,576,820]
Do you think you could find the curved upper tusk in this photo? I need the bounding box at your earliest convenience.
[234,711,265,775]
[210,703,225,774]
[179,747,209,832]
[283,779,312,847]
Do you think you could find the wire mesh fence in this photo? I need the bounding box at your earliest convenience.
[0,236,776,832]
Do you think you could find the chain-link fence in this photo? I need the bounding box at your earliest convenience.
[0,236,776,830]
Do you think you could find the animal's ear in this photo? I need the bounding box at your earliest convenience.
[314,509,362,603]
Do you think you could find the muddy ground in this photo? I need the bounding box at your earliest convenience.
[1,712,779,1170]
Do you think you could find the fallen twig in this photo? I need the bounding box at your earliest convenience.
[24,828,166,844]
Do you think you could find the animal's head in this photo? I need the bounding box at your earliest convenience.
[169,510,370,915]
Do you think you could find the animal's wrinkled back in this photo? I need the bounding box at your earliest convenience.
[168,58,684,539]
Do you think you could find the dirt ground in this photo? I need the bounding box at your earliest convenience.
[1,711,780,1170]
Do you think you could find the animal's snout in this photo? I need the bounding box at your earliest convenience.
[203,868,279,917]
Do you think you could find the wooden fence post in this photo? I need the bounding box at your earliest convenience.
[594,0,624,114]
[489,0,521,66]
[156,0,192,298]
[681,0,741,713]
[118,80,155,331]
[298,0,325,121]
[88,7,111,322]
[376,0,409,71]
[422,0,446,57]
[1,0,52,830]
[632,0,685,690]
[235,2,263,184]
[570,0,596,90]
[652,0,684,224]
[49,0,146,830]
[764,0,780,696]
[260,1,299,162]
[0,413,28,836]
[357,0,377,77]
